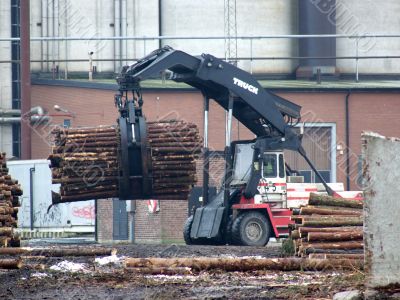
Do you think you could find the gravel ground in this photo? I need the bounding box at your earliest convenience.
[0,241,366,299]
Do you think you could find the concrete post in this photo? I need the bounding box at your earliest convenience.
[362,132,400,288]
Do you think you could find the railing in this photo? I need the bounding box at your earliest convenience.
[1,34,400,82]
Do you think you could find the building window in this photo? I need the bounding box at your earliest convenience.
[63,119,71,128]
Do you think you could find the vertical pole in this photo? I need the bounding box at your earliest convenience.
[21,0,31,159]
[89,53,93,81]
[202,96,209,206]
[94,200,98,242]
[29,167,35,230]
[355,38,359,83]
[223,95,234,209]
[345,91,351,191]
[250,39,253,74]
[64,0,68,79]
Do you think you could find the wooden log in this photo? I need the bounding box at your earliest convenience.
[0,227,13,236]
[311,205,363,212]
[57,191,118,203]
[300,206,362,216]
[0,207,14,214]
[0,247,117,257]
[127,267,192,275]
[300,240,364,252]
[304,248,364,255]
[290,230,300,239]
[298,226,362,238]
[301,216,363,227]
[0,259,22,269]
[307,231,363,242]
[308,253,364,260]
[309,193,363,209]
[124,257,363,271]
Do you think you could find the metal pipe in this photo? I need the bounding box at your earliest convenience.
[0,118,21,124]
[40,0,44,71]
[0,109,21,115]
[226,96,233,147]
[121,0,127,65]
[355,39,359,82]
[158,0,162,48]
[94,199,98,242]
[202,96,209,206]
[20,0,31,159]
[0,116,51,124]
[29,167,35,231]
[1,33,400,42]
[3,55,400,64]
[64,0,68,79]
[114,0,121,72]
[51,0,56,78]
[345,91,351,191]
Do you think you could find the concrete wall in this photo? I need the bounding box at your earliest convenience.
[29,0,299,74]
[0,0,13,155]
[362,132,400,288]
[336,0,400,74]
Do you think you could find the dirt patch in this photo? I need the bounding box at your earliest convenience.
[0,243,365,299]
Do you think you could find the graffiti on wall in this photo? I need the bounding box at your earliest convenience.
[72,204,95,220]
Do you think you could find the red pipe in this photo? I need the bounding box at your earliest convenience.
[20,0,31,159]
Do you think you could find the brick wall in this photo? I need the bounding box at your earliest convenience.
[96,199,113,242]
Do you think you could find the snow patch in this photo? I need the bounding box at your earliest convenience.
[95,255,124,266]
[31,272,49,278]
[50,261,89,273]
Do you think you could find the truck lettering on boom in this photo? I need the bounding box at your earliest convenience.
[233,77,259,95]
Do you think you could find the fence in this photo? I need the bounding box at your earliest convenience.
[1,34,400,82]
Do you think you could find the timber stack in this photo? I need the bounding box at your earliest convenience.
[147,120,201,200]
[290,193,364,259]
[48,120,201,203]
[49,125,120,203]
[0,152,22,247]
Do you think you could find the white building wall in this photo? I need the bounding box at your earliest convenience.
[236,0,298,73]
[25,0,400,75]
[30,0,298,74]
[336,0,400,74]
[0,0,13,155]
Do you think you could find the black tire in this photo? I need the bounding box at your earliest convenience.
[225,215,234,245]
[232,211,271,246]
[183,215,195,245]
[183,215,224,245]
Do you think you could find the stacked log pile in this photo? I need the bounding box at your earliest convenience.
[290,193,364,258]
[148,121,201,200]
[49,126,120,203]
[48,120,201,203]
[0,152,22,247]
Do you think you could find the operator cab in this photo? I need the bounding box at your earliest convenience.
[231,143,287,208]
[257,152,287,208]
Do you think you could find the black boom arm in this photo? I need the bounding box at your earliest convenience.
[117,46,334,196]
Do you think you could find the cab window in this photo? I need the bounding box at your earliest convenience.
[263,154,277,178]
[279,154,285,178]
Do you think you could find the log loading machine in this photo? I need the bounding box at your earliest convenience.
[50,46,335,246]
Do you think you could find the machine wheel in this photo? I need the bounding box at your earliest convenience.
[225,215,234,245]
[183,215,195,245]
[232,211,271,246]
